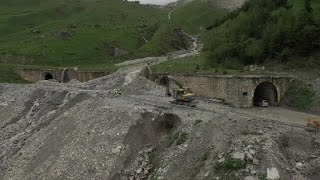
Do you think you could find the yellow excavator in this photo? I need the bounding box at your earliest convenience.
[170,86,199,107]
[307,118,320,130]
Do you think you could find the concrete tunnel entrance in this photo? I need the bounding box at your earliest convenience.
[44,73,53,80]
[253,82,278,106]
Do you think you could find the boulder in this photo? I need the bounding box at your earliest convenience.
[295,162,303,170]
[267,167,280,180]
[253,158,259,165]
[111,146,122,154]
[232,152,245,160]
[106,44,128,57]
[218,157,225,163]
[246,152,254,161]
[58,29,73,39]
[136,168,143,174]
[244,176,259,180]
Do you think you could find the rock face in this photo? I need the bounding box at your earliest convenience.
[106,44,128,57]
[244,176,259,180]
[232,152,245,160]
[267,167,280,180]
[58,29,73,39]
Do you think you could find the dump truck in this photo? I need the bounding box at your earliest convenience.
[170,86,199,107]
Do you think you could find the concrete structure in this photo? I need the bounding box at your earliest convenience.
[150,74,294,107]
[16,68,111,82]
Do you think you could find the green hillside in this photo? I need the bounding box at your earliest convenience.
[170,0,227,34]
[0,0,177,68]
[1,0,320,83]
[204,0,320,67]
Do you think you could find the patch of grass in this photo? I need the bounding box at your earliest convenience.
[0,65,29,83]
[151,53,242,75]
[170,131,188,146]
[214,155,246,172]
[137,22,191,57]
[258,173,267,180]
[282,80,319,110]
[151,52,275,75]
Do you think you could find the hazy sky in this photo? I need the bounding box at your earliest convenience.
[130,0,178,5]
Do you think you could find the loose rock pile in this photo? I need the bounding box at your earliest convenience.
[121,145,156,180]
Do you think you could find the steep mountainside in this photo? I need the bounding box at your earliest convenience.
[0,0,191,67]
[205,0,320,67]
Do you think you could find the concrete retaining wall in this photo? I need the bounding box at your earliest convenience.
[15,69,110,82]
[151,74,293,108]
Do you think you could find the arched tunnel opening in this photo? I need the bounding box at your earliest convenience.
[253,82,278,106]
[44,73,53,80]
[159,76,169,86]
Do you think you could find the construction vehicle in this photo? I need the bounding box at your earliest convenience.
[307,118,320,130]
[170,86,199,107]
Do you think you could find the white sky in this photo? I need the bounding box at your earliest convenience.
[129,0,178,5]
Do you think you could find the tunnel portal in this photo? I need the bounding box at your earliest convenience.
[253,82,278,106]
[44,73,53,80]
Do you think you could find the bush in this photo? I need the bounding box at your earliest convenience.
[170,131,188,145]
[215,155,246,172]
[282,80,316,110]
[205,0,320,66]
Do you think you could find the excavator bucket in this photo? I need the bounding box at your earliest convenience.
[306,118,320,131]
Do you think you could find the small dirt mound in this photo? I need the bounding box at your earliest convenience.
[121,76,166,96]
[81,74,125,90]
[67,79,81,84]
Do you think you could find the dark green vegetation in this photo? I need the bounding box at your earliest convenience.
[282,80,320,110]
[214,155,246,171]
[170,131,188,145]
[214,154,246,180]
[153,0,320,75]
[0,65,29,83]
[137,22,190,57]
[205,0,320,67]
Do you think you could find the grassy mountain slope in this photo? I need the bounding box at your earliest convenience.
[0,0,231,83]
[0,0,177,68]
[156,0,320,74]
[170,0,227,34]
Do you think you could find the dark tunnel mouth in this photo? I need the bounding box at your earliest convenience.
[159,76,169,86]
[44,73,53,80]
[253,82,278,106]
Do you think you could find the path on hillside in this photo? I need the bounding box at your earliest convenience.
[115,31,202,74]
[114,6,202,74]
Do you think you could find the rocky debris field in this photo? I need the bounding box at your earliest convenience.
[0,70,320,180]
